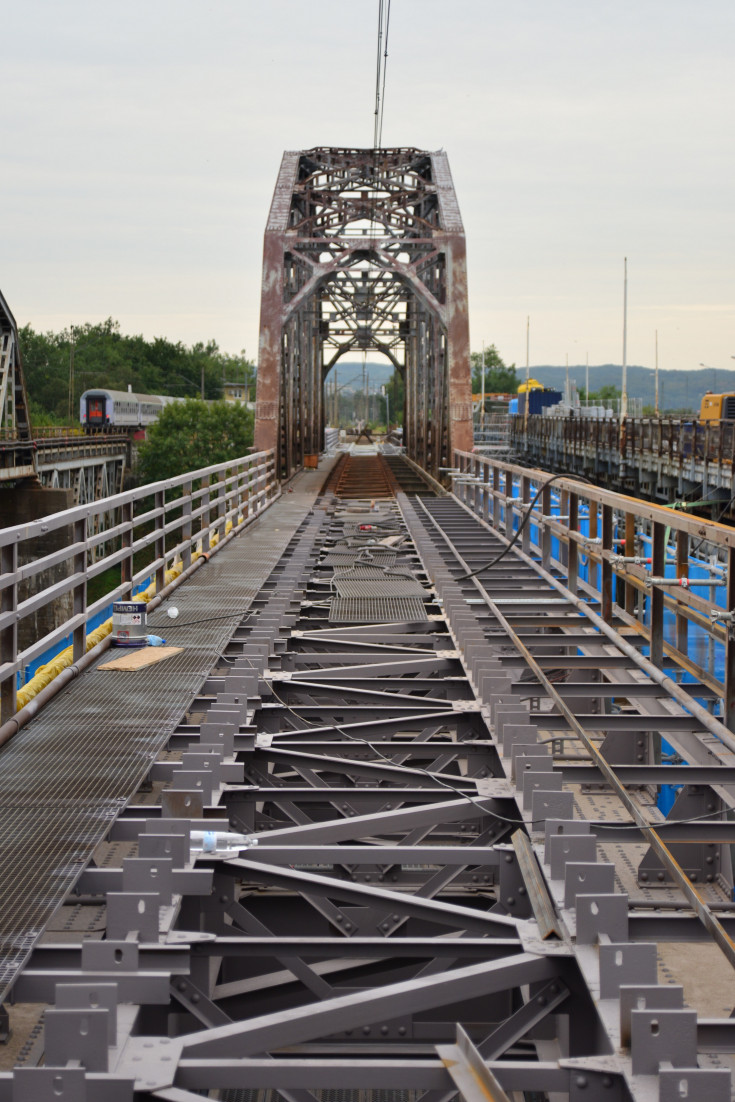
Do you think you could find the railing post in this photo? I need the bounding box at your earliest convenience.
[240,461,250,521]
[217,467,227,538]
[492,465,501,529]
[504,468,514,543]
[121,501,134,598]
[568,491,579,595]
[1,542,18,724]
[71,517,87,662]
[182,480,192,571]
[621,510,636,616]
[650,521,666,669]
[541,483,551,571]
[201,476,211,552]
[481,459,490,523]
[675,530,689,663]
[154,489,166,594]
[725,547,735,731]
[588,501,599,592]
[521,474,531,555]
[601,505,613,623]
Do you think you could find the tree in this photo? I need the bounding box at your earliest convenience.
[17,320,257,424]
[470,347,517,394]
[136,399,254,484]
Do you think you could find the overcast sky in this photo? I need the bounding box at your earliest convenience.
[4,0,733,376]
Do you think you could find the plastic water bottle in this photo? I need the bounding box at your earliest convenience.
[190,831,258,854]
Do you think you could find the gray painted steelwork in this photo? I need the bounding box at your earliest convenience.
[1,456,735,1099]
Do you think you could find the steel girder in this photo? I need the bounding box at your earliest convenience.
[5,471,735,1100]
[0,287,35,481]
[254,148,473,479]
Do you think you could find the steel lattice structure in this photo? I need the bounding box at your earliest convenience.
[254,147,474,479]
[0,289,35,481]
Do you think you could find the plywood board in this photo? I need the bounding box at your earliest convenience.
[98,646,183,671]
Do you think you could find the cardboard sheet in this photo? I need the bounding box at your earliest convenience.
[98,646,183,671]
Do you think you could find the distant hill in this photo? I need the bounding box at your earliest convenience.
[528,365,735,413]
[328,360,735,414]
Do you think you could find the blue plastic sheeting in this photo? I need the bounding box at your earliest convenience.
[494,481,727,815]
[17,576,152,689]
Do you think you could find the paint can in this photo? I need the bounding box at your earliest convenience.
[112,601,148,647]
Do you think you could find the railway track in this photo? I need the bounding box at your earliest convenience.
[2,452,734,1099]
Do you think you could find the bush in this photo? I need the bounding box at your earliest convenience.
[136,399,254,484]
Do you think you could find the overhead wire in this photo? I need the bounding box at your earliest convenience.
[372,0,391,149]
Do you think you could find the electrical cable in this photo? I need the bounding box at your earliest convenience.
[253,661,731,835]
[372,0,384,148]
[377,0,391,148]
[455,471,594,580]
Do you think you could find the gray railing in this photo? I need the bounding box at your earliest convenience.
[0,450,278,723]
[452,448,735,727]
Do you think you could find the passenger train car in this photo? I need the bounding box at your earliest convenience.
[80,389,182,431]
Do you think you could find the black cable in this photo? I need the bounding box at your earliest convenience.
[372,0,384,148]
[377,0,391,148]
[456,471,594,580]
[159,611,256,630]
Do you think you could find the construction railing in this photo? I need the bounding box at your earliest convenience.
[451,449,735,728]
[0,449,278,724]
[512,414,735,465]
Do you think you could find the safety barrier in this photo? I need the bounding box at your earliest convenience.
[0,449,278,723]
[451,449,735,728]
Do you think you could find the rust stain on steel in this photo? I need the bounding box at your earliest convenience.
[254,147,474,480]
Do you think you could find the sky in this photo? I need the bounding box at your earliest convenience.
[4,0,734,376]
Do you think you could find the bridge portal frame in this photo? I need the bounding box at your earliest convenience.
[254,147,474,479]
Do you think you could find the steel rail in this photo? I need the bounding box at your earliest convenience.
[449,479,735,759]
[414,493,735,972]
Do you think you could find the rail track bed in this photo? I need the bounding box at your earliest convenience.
[2,453,735,1100]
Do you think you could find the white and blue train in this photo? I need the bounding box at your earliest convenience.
[80,389,183,431]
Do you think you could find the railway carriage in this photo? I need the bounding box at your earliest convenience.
[80,389,181,430]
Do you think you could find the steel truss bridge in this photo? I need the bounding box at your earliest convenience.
[0,289,131,503]
[3,147,735,1101]
[254,147,474,480]
[1,444,735,1100]
[511,415,735,509]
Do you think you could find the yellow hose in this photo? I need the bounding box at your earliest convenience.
[16,517,242,711]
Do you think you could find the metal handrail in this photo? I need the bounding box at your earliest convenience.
[0,449,278,721]
[452,448,735,730]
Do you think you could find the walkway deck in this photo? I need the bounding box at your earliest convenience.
[0,462,332,1000]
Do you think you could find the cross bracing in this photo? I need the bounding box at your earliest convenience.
[2,455,735,1100]
[254,148,474,479]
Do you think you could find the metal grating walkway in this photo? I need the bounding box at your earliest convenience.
[0,470,335,1001]
[329,596,429,624]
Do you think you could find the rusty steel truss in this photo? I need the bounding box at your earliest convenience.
[0,289,35,481]
[254,147,474,479]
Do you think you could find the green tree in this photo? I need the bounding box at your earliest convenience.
[136,399,254,484]
[385,369,405,425]
[470,347,517,394]
[18,320,257,423]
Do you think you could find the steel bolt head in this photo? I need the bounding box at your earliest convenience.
[575,1075,588,1088]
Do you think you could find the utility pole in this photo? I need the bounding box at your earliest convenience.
[68,326,75,425]
[524,318,530,438]
[655,330,660,417]
[621,257,628,419]
[481,342,486,428]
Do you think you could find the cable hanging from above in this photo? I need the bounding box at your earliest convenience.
[372,0,392,149]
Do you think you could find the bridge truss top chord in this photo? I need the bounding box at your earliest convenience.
[254,147,474,481]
